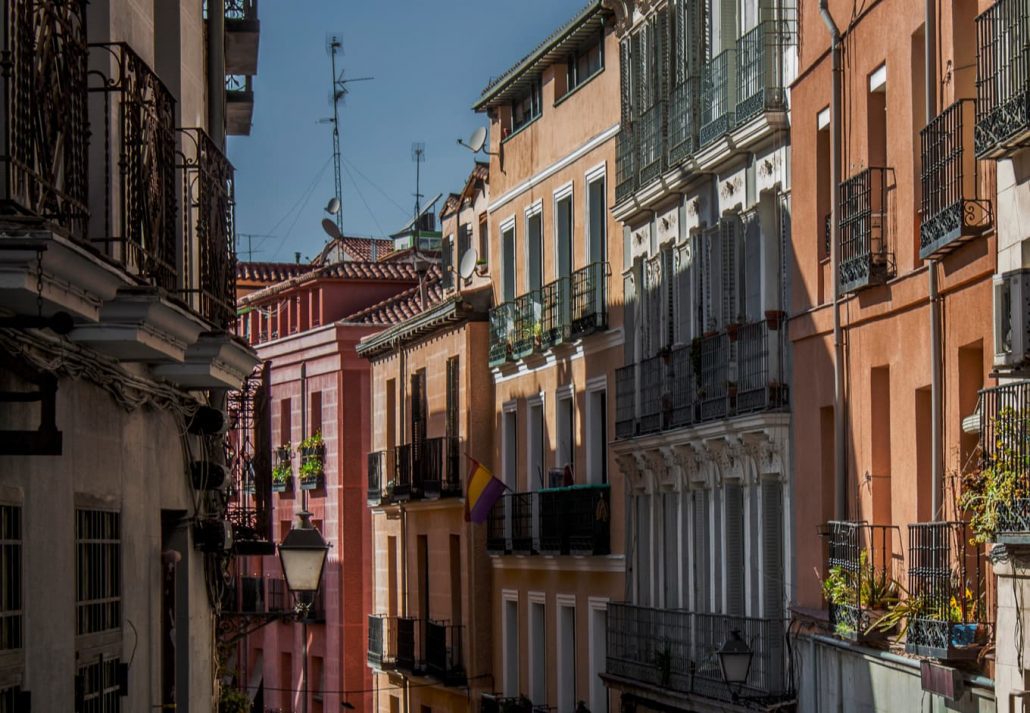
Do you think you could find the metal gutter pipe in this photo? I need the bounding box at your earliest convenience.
[207,0,226,148]
[820,0,847,520]
[926,0,943,520]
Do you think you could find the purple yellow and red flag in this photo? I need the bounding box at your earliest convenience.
[464,456,507,524]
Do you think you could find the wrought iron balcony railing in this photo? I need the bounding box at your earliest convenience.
[667,78,701,167]
[667,345,696,428]
[699,49,737,147]
[614,363,636,439]
[607,603,791,704]
[539,277,569,350]
[824,521,899,643]
[975,0,1030,158]
[570,261,610,337]
[396,616,423,674]
[905,521,988,660]
[376,438,461,504]
[367,450,388,505]
[489,302,515,366]
[224,0,259,22]
[638,355,664,435]
[179,128,237,328]
[637,101,665,188]
[0,0,90,239]
[488,486,610,556]
[699,331,730,421]
[87,43,177,293]
[615,128,637,204]
[919,99,992,258]
[426,620,466,685]
[394,443,414,500]
[512,290,540,360]
[736,321,788,413]
[980,381,1030,539]
[736,21,788,126]
[838,167,895,294]
[368,614,397,669]
[421,436,462,499]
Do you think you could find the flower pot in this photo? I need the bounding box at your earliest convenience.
[272,477,291,493]
[726,323,740,341]
[299,477,322,491]
[765,309,786,330]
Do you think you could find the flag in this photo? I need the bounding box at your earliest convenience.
[465,457,507,524]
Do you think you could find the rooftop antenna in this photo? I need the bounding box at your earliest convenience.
[411,142,427,310]
[321,34,373,234]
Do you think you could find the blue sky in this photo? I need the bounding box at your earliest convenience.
[228,0,591,264]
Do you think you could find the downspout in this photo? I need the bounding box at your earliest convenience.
[926,0,943,520]
[207,0,226,148]
[820,0,846,521]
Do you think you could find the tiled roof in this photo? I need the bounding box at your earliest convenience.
[240,261,434,306]
[236,261,311,283]
[314,236,395,264]
[344,277,446,326]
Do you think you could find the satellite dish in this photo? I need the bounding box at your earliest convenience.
[459,248,478,281]
[468,127,487,153]
[325,197,341,215]
[321,218,343,241]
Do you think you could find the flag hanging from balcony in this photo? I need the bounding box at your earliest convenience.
[465,457,507,524]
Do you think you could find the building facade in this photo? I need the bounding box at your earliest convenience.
[0,0,260,710]
[790,0,1000,710]
[602,1,795,711]
[473,4,626,711]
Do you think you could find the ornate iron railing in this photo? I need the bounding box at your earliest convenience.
[394,443,413,501]
[486,496,509,554]
[838,167,895,293]
[224,0,258,21]
[615,363,636,439]
[638,354,664,434]
[667,345,695,428]
[637,100,665,188]
[667,77,700,167]
[980,381,1030,538]
[538,484,610,555]
[421,436,461,499]
[539,277,568,349]
[736,21,789,126]
[511,492,535,553]
[824,521,899,642]
[395,616,422,673]
[905,521,988,660]
[225,364,273,555]
[88,43,178,291]
[512,291,540,359]
[488,301,515,366]
[606,603,791,703]
[570,261,609,337]
[920,99,992,258]
[736,320,788,413]
[700,49,737,147]
[368,614,397,669]
[426,620,466,685]
[975,0,1030,157]
[699,331,729,420]
[616,128,637,203]
[0,0,90,239]
[179,127,237,328]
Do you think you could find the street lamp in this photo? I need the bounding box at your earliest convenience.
[717,629,753,701]
[277,510,328,713]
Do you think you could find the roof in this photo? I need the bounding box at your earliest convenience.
[441,162,489,219]
[313,235,395,264]
[236,261,311,283]
[344,276,446,326]
[473,1,608,111]
[239,260,427,306]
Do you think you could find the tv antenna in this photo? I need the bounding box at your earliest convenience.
[321,35,373,234]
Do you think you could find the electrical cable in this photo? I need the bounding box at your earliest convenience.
[342,160,387,237]
[265,157,333,260]
[342,157,410,216]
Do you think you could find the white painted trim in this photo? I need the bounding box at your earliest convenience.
[527,391,546,407]
[555,592,576,608]
[527,594,547,705]
[556,595,578,713]
[817,107,830,130]
[585,161,607,184]
[525,199,544,217]
[586,374,607,393]
[491,327,624,384]
[488,123,621,212]
[499,215,517,232]
[587,599,609,713]
[489,554,626,572]
[553,186,575,282]
[524,201,544,293]
[869,63,887,92]
[556,383,575,400]
[528,590,546,604]
[501,590,520,697]
[553,181,574,202]
[503,399,518,413]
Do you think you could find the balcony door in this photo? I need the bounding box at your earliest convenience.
[556,192,573,332]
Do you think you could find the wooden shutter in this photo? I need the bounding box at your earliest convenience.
[720,216,739,326]
[446,357,458,439]
[620,38,633,127]
[761,480,784,618]
[724,483,745,616]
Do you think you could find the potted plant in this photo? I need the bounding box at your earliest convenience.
[219,688,251,713]
[961,406,1030,544]
[299,432,325,490]
[475,258,488,276]
[533,321,543,349]
[726,322,741,341]
[272,443,292,493]
[822,551,901,640]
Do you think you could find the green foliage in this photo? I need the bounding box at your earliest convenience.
[219,688,251,713]
[300,431,323,450]
[961,406,1030,543]
[299,432,324,483]
[273,443,291,484]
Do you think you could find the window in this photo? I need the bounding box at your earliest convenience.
[446,357,459,439]
[77,656,121,713]
[442,235,454,290]
[449,534,462,625]
[587,173,606,265]
[310,390,322,438]
[556,392,574,473]
[566,32,604,95]
[555,192,573,280]
[76,509,120,636]
[503,407,518,490]
[502,222,517,302]
[502,595,520,696]
[280,398,291,446]
[0,686,27,713]
[588,603,609,713]
[527,208,543,291]
[478,212,489,266]
[458,223,472,263]
[0,505,21,650]
[587,388,607,484]
[528,400,545,490]
[511,80,542,133]
[312,656,325,701]
[557,599,577,712]
[529,597,546,704]
[724,483,745,616]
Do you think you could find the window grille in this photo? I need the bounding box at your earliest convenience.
[0,505,21,650]
[0,686,26,713]
[77,656,121,712]
[76,509,121,636]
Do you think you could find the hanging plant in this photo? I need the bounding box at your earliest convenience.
[960,406,1030,543]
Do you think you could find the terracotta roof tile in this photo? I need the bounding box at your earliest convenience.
[239,261,438,306]
[314,236,396,264]
[236,261,311,282]
[344,277,446,326]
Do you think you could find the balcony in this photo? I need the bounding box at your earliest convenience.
[421,436,461,499]
[637,100,666,189]
[224,0,260,76]
[487,484,611,556]
[385,437,461,504]
[615,128,637,204]
[426,620,466,685]
[975,0,1030,158]
[489,262,609,367]
[615,320,788,440]
[606,603,791,705]
[480,695,550,713]
[919,99,993,259]
[88,42,178,292]
[396,616,423,674]
[905,522,988,661]
[226,74,255,136]
[823,521,899,643]
[368,614,397,670]
[667,78,700,167]
[699,49,737,148]
[979,381,1030,541]
[735,21,788,126]
[838,167,895,294]
[367,450,389,505]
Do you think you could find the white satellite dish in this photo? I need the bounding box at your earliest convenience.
[459,248,478,281]
[468,126,487,153]
[325,197,341,215]
[321,218,343,241]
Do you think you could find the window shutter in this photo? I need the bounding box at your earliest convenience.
[503,226,516,302]
[720,216,739,326]
[620,38,633,127]
[446,357,459,439]
[744,212,761,321]
[724,483,745,616]
[693,490,710,612]
[631,31,644,115]
[624,270,637,364]
[761,480,784,618]
[662,245,675,347]
[657,6,670,104]
[702,226,717,331]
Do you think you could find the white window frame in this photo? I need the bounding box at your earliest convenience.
[526,393,546,492]
[524,200,544,293]
[528,592,547,705]
[587,597,610,713]
[553,182,575,276]
[585,163,607,266]
[502,590,520,697]
[500,216,517,302]
[585,376,607,485]
[556,594,577,713]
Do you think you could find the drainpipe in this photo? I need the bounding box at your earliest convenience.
[926,0,943,520]
[820,0,846,521]
[207,0,226,148]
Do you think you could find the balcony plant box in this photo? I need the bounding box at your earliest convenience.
[273,444,292,493]
[299,432,325,491]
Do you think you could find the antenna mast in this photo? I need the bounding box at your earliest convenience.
[324,35,373,233]
[411,142,426,309]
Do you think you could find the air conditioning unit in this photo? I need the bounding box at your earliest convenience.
[994,268,1030,370]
